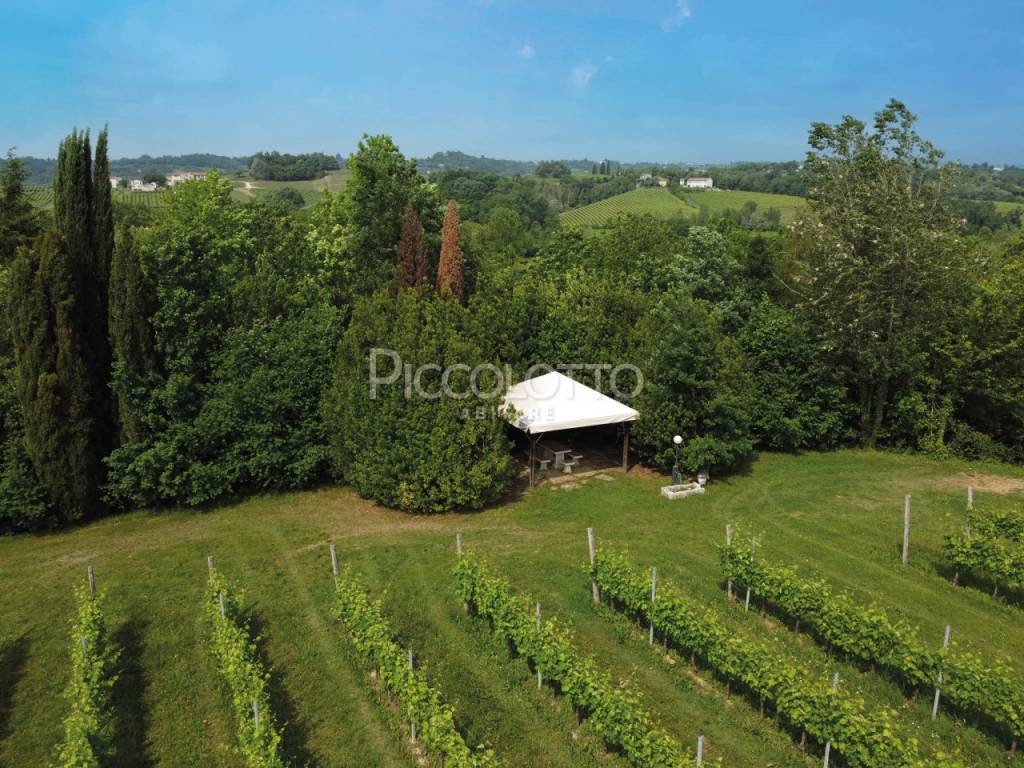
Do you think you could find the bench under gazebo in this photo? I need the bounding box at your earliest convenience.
[502,371,639,487]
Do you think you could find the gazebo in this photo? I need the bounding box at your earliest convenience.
[502,371,639,487]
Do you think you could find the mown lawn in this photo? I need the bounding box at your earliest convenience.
[1,450,1022,767]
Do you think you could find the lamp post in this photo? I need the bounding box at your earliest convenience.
[672,435,683,485]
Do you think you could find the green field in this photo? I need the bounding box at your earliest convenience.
[679,189,808,223]
[1,450,1021,767]
[559,188,808,228]
[991,199,1024,215]
[230,170,351,206]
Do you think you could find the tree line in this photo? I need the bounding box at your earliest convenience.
[1,101,1022,533]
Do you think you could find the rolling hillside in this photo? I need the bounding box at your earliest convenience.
[559,187,808,228]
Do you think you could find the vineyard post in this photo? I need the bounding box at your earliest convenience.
[458,533,469,612]
[649,567,657,644]
[219,592,225,618]
[87,566,95,597]
[932,624,951,720]
[330,543,339,585]
[408,649,416,743]
[253,700,260,731]
[80,635,87,653]
[822,671,839,767]
[696,735,704,766]
[745,536,755,612]
[726,524,734,601]
[967,485,973,510]
[902,495,911,566]
[536,602,543,689]
[207,555,215,579]
[588,528,600,604]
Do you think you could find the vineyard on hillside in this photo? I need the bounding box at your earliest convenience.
[26,186,169,209]
[559,188,693,228]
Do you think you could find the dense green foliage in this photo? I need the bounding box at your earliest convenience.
[324,289,514,512]
[7,131,112,527]
[106,174,341,508]
[1,101,1023,528]
[943,507,1024,595]
[720,538,1024,743]
[333,568,499,767]
[592,550,965,768]
[455,553,692,768]
[206,571,289,767]
[54,584,119,768]
[248,151,341,181]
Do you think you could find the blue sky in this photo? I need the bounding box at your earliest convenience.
[2,0,1022,163]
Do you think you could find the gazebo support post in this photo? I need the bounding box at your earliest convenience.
[529,434,541,488]
[622,424,630,473]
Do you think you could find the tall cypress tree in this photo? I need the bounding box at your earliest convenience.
[10,231,101,521]
[395,204,428,290]
[436,200,464,301]
[108,223,156,445]
[9,129,113,521]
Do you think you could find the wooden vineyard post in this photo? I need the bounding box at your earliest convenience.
[744,537,755,612]
[219,592,226,618]
[726,524,734,601]
[330,543,339,586]
[649,567,657,644]
[87,566,95,598]
[536,602,543,689]
[933,624,951,720]
[902,495,911,566]
[588,528,599,604]
[967,484,973,510]
[408,649,416,743]
[823,672,839,767]
[207,555,215,579]
[696,735,704,766]
[253,700,260,731]
[459,532,469,613]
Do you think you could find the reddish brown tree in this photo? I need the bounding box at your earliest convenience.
[436,199,464,301]
[395,204,427,290]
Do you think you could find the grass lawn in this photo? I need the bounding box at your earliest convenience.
[1,450,1022,767]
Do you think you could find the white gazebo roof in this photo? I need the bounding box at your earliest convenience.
[502,371,638,434]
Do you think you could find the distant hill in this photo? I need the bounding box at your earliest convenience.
[3,154,251,185]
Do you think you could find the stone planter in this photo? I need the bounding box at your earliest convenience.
[660,482,705,500]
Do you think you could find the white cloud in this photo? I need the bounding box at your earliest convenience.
[519,43,535,59]
[661,0,692,31]
[569,61,596,90]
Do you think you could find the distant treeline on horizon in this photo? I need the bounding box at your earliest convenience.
[4,147,1022,202]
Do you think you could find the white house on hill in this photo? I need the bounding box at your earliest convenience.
[682,176,714,189]
[166,170,207,187]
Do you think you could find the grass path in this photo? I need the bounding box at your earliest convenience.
[1,450,1022,766]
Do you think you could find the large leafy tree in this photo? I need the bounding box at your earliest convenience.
[324,289,514,513]
[794,100,971,446]
[345,135,440,297]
